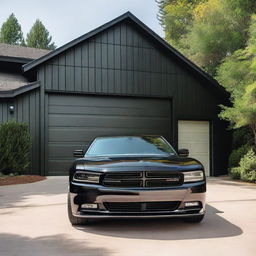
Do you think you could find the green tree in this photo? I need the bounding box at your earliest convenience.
[183,0,256,75]
[157,0,256,75]
[217,15,256,147]
[0,13,25,45]
[26,19,56,50]
[156,0,204,49]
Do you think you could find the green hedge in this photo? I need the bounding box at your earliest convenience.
[228,143,251,169]
[0,120,31,174]
[230,148,256,182]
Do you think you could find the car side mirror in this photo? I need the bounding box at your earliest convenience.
[73,149,84,158]
[178,148,189,157]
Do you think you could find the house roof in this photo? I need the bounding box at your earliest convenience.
[0,71,29,91]
[0,43,51,62]
[0,44,50,94]
[0,81,40,98]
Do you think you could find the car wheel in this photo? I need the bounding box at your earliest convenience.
[184,214,205,223]
[67,193,93,225]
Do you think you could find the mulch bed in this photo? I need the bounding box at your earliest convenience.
[0,175,46,186]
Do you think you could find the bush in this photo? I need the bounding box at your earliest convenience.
[228,143,251,169]
[231,149,256,182]
[0,120,31,174]
[232,127,253,149]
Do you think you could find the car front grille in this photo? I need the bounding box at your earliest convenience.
[104,201,181,212]
[102,171,183,188]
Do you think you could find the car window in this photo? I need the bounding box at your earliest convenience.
[86,136,176,156]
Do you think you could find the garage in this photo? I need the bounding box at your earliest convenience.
[47,94,172,175]
[0,12,231,176]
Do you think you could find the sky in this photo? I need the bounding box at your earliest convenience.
[0,0,164,47]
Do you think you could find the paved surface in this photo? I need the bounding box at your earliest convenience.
[0,177,256,256]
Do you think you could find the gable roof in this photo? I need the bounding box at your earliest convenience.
[22,12,228,96]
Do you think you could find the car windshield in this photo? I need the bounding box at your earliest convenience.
[86,136,176,157]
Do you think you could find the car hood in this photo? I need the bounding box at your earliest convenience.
[74,155,203,171]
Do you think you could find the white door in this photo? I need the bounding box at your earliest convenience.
[178,120,210,176]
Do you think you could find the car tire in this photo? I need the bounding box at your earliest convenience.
[67,193,93,225]
[184,214,205,223]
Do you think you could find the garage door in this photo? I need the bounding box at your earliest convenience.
[47,94,172,175]
[178,120,210,176]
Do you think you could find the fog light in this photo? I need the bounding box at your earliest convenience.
[81,203,98,209]
[185,201,200,207]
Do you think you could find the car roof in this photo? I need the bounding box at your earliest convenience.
[94,135,163,139]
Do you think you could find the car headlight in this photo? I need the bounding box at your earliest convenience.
[73,170,101,184]
[183,170,204,183]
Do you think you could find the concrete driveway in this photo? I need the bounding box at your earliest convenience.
[0,177,255,256]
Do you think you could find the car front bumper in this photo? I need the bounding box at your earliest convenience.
[69,181,206,219]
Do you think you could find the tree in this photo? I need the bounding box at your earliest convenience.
[26,19,56,50]
[0,13,25,45]
[156,0,204,49]
[157,0,256,75]
[183,0,256,75]
[217,15,256,147]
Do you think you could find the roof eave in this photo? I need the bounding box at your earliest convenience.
[0,81,40,98]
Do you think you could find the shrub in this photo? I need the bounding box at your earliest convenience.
[231,149,256,182]
[228,143,251,169]
[0,120,31,174]
[232,127,253,149]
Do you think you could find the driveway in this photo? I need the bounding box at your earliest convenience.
[0,177,255,256]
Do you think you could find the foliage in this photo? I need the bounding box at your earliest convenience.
[157,0,256,75]
[26,19,56,50]
[183,0,255,75]
[0,13,25,45]
[0,120,31,174]
[217,15,256,147]
[156,0,204,49]
[231,148,256,182]
[228,143,251,169]
[231,127,253,149]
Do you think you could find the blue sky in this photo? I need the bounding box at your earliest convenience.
[0,0,164,47]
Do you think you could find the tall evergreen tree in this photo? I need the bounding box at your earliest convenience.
[0,13,25,45]
[26,19,56,50]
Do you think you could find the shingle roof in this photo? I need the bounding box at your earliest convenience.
[0,44,50,93]
[0,43,51,60]
[0,72,29,91]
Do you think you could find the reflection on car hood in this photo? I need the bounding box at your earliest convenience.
[74,155,203,170]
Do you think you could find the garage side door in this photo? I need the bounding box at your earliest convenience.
[178,120,210,176]
[47,94,172,175]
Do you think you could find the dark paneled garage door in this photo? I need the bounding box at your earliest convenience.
[47,94,172,175]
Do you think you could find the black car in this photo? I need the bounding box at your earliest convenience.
[68,135,206,225]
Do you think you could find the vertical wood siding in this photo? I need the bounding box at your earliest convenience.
[0,89,40,173]
[38,21,220,120]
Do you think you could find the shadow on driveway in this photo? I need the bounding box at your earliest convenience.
[0,177,68,209]
[0,233,111,256]
[75,204,243,240]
